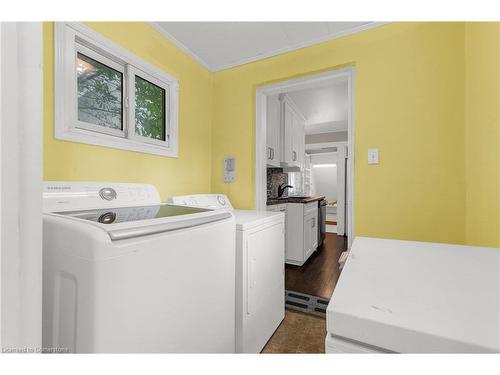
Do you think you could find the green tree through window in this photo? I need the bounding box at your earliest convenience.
[135,76,166,141]
[77,53,123,130]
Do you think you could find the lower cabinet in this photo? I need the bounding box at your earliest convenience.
[284,202,318,266]
[266,204,287,214]
[303,210,318,260]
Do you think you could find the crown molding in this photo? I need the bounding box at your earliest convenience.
[149,22,212,71]
[150,22,389,72]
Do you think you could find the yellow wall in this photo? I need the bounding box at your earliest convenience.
[44,22,498,247]
[465,23,500,247]
[44,22,213,201]
[211,23,467,245]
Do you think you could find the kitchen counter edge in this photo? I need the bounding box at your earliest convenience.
[266,196,326,206]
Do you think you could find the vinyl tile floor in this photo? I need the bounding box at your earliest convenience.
[261,309,326,354]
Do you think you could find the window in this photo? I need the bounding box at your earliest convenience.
[76,51,124,134]
[55,23,179,157]
[135,76,165,140]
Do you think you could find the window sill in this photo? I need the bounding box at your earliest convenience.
[55,127,178,158]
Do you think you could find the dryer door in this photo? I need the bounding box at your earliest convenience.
[242,221,285,352]
[246,222,284,315]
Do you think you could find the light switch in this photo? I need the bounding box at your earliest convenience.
[224,157,236,183]
[368,148,379,164]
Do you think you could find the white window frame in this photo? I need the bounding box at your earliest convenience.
[55,22,179,157]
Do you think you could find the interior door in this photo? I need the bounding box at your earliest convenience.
[337,145,347,236]
[0,22,43,350]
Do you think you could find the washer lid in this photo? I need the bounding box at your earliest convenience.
[49,204,233,241]
[327,237,500,353]
[55,204,209,225]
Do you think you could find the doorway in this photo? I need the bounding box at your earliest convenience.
[305,142,348,236]
[256,68,354,247]
[255,68,355,307]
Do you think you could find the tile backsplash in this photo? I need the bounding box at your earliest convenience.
[267,168,288,198]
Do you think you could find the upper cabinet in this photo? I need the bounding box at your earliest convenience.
[280,95,305,170]
[266,96,281,167]
[266,94,306,170]
[294,107,305,169]
[282,100,295,167]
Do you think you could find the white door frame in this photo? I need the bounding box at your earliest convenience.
[255,67,355,247]
[0,22,43,351]
[336,144,347,236]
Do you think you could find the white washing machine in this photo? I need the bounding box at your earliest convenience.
[43,182,236,353]
[168,194,285,353]
[326,237,500,353]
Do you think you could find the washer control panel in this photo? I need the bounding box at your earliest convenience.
[99,187,117,201]
[217,195,227,206]
[168,194,233,210]
[43,182,161,212]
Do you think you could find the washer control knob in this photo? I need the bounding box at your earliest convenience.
[98,212,116,224]
[99,187,117,201]
[217,195,226,206]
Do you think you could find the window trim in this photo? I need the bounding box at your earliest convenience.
[55,22,179,157]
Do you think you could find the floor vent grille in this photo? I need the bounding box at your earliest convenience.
[285,290,329,317]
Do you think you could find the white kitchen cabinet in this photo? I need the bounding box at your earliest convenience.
[293,109,305,169]
[266,204,287,213]
[280,96,305,170]
[281,100,295,166]
[265,94,305,170]
[299,122,305,168]
[266,96,281,167]
[304,154,312,195]
[304,210,318,259]
[285,202,318,265]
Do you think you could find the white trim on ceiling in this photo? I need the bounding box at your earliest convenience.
[150,22,388,72]
[149,22,212,71]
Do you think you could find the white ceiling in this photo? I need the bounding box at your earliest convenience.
[287,80,348,135]
[152,22,381,71]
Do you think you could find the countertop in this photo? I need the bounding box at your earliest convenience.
[266,195,326,206]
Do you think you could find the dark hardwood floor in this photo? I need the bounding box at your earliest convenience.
[285,233,346,300]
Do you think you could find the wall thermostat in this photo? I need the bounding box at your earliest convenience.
[368,148,379,165]
[224,157,236,183]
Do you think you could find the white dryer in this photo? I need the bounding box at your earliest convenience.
[43,182,236,353]
[168,194,285,353]
[326,237,500,353]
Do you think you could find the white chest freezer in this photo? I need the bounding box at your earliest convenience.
[326,237,500,353]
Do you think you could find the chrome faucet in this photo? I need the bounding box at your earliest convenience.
[278,184,293,198]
